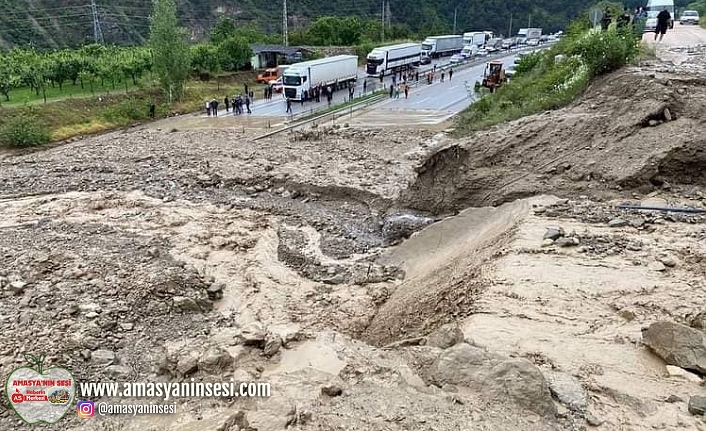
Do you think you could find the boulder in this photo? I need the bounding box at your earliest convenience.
[545,371,587,411]
[199,346,233,374]
[642,321,706,374]
[425,324,464,349]
[172,296,202,313]
[91,350,116,366]
[543,227,565,241]
[263,333,283,357]
[665,365,702,383]
[688,395,706,416]
[240,322,267,345]
[177,350,200,377]
[428,344,556,417]
[608,218,628,228]
[689,310,706,330]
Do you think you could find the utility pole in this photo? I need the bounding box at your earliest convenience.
[91,0,104,44]
[528,14,531,29]
[508,13,513,38]
[385,1,391,28]
[381,0,385,42]
[453,7,457,33]
[282,0,288,46]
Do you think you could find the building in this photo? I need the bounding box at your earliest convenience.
[250,44,313,69]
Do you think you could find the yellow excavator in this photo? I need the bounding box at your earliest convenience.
[481,61,507,93]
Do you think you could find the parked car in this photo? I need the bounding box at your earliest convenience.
[477,49,489,57]
[449,54,465,64]
[270,77,283,93]
[420,55,432,65]
[527,39,540,46]
[680,10,700,25]
[501,38,516,50]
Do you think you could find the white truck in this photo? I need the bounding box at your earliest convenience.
[460,44,479,58]
[282,55,358,101]
[517,28,542,43]
[463,31,493,47]
[366,43,421,76]
[421,35,464,59]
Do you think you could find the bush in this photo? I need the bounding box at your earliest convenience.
[568,27,640,76]
[0,115,51,147]
[102,97,149,123]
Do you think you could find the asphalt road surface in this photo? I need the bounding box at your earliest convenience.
[349,55,518,127]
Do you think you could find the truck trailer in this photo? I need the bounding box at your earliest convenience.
[517,28,542,42]
[282,55,358,101]
[366,43,421,76]
[421,35,464,59]
[462,31,493,47]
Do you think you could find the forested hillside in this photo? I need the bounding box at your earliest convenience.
[0,0,695,49]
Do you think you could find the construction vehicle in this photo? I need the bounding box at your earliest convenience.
[481,61,507,92]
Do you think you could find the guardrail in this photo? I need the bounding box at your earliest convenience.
[253,93,387,140]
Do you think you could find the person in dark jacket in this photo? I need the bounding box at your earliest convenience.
[224,96,230,113]
[654,6,671,42]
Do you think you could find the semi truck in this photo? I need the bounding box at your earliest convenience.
[462,31,493,47]
[421,35,464,59]
[366,43,421,76]
[517,28,542,42]
[282,55,358,101]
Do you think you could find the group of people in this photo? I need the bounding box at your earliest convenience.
[601,5,672,43]
[205,93,252,117]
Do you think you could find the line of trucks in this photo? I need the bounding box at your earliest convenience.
[269,28,543,101]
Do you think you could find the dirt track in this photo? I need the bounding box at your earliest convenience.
[1,28,706,431]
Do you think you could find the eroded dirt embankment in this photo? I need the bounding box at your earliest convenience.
[402,57,706,214]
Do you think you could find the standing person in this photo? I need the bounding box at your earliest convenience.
[149,102,155,118]
[327,91,332,107]
[379,71,384,83]
[245,95,251,114]
[286,97,292,114]
[363,80,367,94]
[392,74,397,87]
[263,87,268,102]
[212,98,219,116]
[301,90,306,106]
[348,85,354,101]
[244,83,249,97]
[394,85,400,99]
[654,6,671,43]
[389,84,394,98]
[404,84,409,99]
[224,96,230,113]
[415,71,419,82]
[449,68,453,81]
[206,101,211,116]
[441,71,445,82]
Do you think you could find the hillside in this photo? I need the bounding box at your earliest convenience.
[0,0,648,49]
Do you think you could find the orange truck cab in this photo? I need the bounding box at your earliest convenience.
[256,68,279,84]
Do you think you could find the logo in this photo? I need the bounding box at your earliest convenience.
[5,354,75,424]
[77,400,94,418]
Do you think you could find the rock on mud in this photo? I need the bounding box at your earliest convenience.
[428,344,556,417]
[642,321,706,374]
[689,395,706,416]
[545,370,587,412]
[425,323,464,349]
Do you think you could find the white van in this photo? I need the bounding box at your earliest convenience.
[644,0,675,32]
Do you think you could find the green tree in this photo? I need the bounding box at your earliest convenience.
[0,53,20,103]
[149,0,190,102]
[217,36,252,71]
[190,43,221,77]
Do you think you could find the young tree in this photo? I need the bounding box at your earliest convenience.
[149,0,190,102]
[217,36,252,72]
[0,54,20,103]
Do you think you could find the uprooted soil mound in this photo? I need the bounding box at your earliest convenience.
[402,63,706,214]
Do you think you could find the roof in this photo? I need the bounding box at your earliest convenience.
[250,44,312,56]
